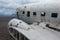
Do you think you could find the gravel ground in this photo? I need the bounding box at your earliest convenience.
[0,17,14,40]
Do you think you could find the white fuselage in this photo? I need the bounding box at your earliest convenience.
[16,2,60,25]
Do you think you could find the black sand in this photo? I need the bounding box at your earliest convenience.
[0,17,14,40]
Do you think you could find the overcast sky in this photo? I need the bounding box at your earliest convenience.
[0,0,59,16]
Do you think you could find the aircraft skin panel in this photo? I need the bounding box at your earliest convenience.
[8,19,60,40]
[10,24,60,40]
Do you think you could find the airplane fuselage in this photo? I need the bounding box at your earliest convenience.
[16,3,60,25]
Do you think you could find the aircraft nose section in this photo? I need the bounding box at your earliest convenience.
[8,18,31,30]
[8,18,20,27]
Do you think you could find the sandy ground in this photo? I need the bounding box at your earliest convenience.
[0,17,14,40]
